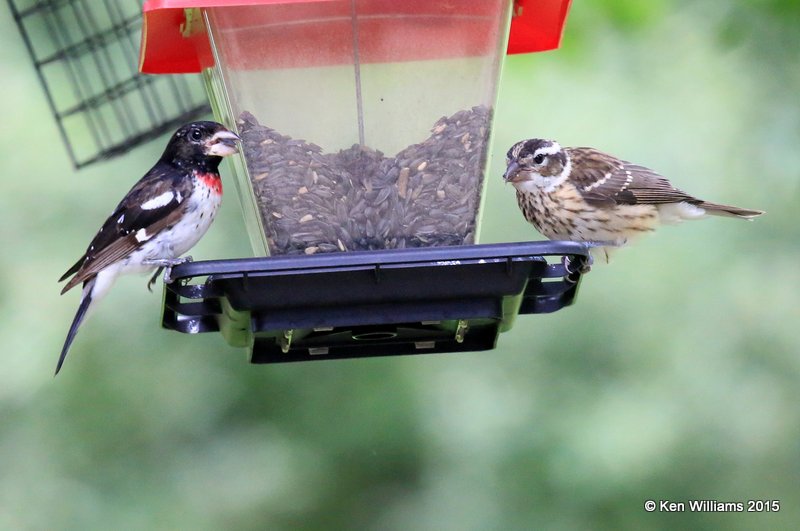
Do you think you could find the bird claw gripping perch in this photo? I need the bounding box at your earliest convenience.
[584,239,627,264]
[563,253,593,282]
[583,239,627,248]
[147,267,164,292]
[562,239,625,280]
[144,256,194,289]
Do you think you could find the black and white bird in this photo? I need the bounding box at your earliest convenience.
[504,139,764,260]
[56,121,240,375]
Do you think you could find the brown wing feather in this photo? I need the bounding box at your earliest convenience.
[59,256,84,283]
[59,162,193,294]
[566,147,700,207]
[60,203,185,294]
[60,235,141,294]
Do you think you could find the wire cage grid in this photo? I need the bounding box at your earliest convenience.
[7,0,211,168]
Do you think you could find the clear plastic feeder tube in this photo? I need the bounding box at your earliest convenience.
[203,0,513,256]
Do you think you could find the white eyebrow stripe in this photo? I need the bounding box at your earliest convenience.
[141,191,174,210]
[533,142,562,157]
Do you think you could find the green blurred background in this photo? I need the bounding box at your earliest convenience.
[1,1,798,529]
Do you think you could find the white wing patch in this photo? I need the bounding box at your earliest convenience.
[135,228,152,242]
[141,191,175,210]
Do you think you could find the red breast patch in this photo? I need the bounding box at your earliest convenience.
[195,171,223,195]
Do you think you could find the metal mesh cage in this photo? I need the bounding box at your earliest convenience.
[7,0,211,168]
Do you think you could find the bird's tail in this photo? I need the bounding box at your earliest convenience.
[700,201,765,220]
[56,278,95,376]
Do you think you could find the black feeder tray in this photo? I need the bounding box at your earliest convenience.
[161,241,590,364]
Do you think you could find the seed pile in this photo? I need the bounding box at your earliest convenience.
[237,105,491,255]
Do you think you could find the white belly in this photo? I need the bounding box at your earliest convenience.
[160,186,222,257]
[120,181,222,274]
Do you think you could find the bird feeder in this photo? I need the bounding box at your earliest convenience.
[139,0,589,363]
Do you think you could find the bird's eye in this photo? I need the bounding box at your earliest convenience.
[533,154,545,164]
[190,129,203,141]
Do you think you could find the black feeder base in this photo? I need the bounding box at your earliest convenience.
[161,241,590,364]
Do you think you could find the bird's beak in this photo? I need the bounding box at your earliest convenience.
[503,161,523,183]
[206,129,241,157]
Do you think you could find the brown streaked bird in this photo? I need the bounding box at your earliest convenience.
[503,138,764,260]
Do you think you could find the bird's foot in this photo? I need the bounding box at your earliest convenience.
[582,240,626,264]
[582,239,627,249]
[563,254,593,280]
[143,256,193,268]
[143,256,193,287]
[147,267,164,292]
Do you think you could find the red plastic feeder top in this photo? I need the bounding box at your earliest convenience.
[140,0,572,74]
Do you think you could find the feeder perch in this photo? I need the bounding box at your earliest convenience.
[139,0,583,364]
[163,242,590,362]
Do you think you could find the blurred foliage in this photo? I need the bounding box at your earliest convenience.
[1,1,799,530]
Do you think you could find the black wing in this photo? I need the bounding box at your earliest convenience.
[566,147,699,207]
[60,162,192,294]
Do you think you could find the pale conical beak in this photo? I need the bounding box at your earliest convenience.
[206,130,240,157]
[503,161,521,183]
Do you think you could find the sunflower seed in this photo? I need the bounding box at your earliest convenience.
[239,105,491,255]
